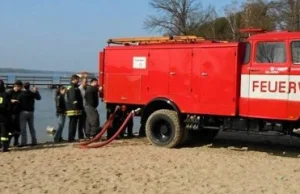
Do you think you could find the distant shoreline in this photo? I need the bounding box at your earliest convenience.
[0,68,75,74]
[0,68,97,75]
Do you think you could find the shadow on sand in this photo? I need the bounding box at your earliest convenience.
[184,131,300,158]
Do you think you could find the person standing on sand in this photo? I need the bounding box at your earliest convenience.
[65,74,83,142]
[6,80,23,146]
[18,82,41,147]
[0,80,12,152]
[78,77,87,140]
[118,106,134,139]
[53,86,66,142]
[84,78,100,139]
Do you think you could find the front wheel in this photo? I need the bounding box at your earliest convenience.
[146,109,183,148]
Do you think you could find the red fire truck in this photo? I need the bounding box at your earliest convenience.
[98,30,300,148]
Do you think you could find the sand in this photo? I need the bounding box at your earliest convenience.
[1,132,300,194]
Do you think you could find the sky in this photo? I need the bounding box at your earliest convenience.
[0,0,232,72]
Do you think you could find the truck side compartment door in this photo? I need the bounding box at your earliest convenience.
[192,45,238,116]
[104,49,148,104]
[248,40,289,119]
[144,49,170,100]
[168,48,192,112]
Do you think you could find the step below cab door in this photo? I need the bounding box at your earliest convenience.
[248,40,289,119]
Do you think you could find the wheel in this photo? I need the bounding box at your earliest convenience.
[146,109,183,148]
[189,129,219,143]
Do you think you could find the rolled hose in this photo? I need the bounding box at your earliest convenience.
[79,109,139,149]
[76,106,120,147]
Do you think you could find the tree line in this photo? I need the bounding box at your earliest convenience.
[144,0,300,41]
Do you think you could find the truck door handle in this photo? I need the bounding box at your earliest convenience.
[202,72,208,76]
[170,72,176,75]
[250,69,259,72]
[121,97,127,100]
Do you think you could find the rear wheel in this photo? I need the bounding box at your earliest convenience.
[146,109,183,148]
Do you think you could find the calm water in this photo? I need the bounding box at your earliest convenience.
[32,89,141,143]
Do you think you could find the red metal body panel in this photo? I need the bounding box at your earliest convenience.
[102,43,239,116]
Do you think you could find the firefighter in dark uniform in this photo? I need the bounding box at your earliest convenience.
[84,78,100,139]
[6,80,23,146]
[0,80,11,152]
[65,74,83,142]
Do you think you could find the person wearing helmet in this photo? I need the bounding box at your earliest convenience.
[0,80,12,152]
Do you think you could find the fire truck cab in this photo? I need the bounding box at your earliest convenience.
[99,31,300,148]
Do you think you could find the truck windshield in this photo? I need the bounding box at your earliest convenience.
[255,42,286,63]
[291,41,300,64]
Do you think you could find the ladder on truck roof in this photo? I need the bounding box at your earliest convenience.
[107,35,206,45]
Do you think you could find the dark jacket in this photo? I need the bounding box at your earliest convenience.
[0,92,12,122]
[65,82,83,116]
[6,89,22,114]
[55,94,66,114]
[18,90,41,112]
[85,85,99,109]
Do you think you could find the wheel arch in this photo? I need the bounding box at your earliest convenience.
[141,97,181,125]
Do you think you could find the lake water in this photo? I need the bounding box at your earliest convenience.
[31,89,141,143]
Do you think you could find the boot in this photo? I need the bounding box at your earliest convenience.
[138,125,146,137]
[13,134,20,146]
[127,127,134,138]
[1,141,9,152]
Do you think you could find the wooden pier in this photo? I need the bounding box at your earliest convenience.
[0,75,72,89]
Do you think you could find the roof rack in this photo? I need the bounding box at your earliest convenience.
[107,35,206,45]
[239,28,266,37]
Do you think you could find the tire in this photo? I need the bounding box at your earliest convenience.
[146,109,183,148]
[189,129,219,143]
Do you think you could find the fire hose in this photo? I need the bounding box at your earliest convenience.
[77,106,120,146]
[78,108,141,149]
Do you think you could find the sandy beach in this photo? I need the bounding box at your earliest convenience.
[1,132,300,194]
